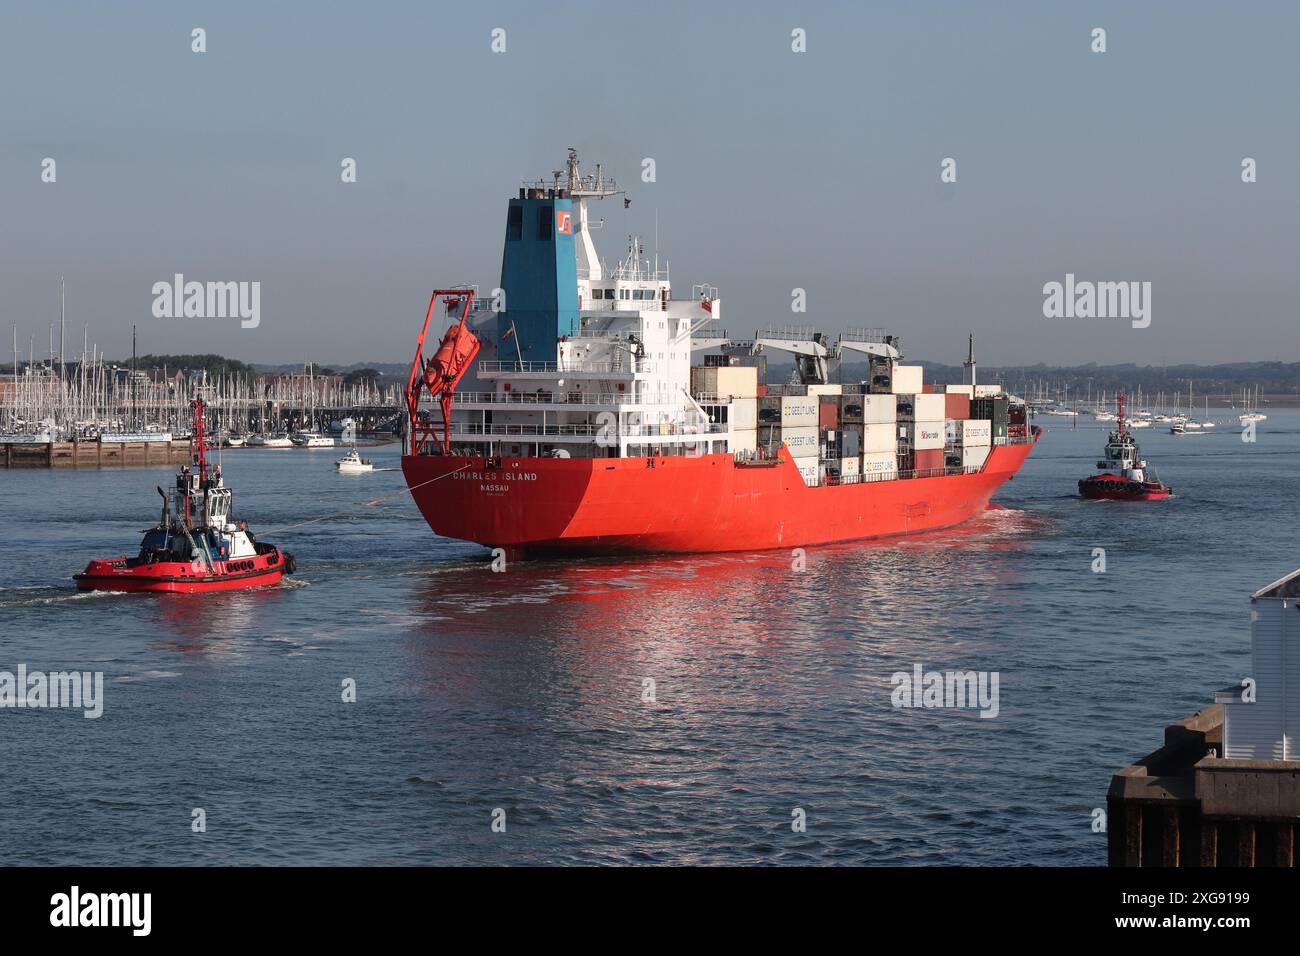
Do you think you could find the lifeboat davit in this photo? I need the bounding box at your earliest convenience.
[74,398,296,593]
[1078,393,1172,501]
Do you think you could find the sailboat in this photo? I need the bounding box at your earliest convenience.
[1239,386,1267,424]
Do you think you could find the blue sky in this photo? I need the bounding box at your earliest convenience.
[1,1,1296,366]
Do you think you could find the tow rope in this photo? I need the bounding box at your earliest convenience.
[259,464,471,535]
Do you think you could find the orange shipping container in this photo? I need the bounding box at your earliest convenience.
[819,403,838,429]
[944,394,970,420]
[914,448,945,473]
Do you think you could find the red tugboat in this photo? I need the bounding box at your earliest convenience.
[74,398,296,593]
[1078,393,1172,501]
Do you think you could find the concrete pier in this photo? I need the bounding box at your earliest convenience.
[2,439,192,469]
[1107,704,1300,866]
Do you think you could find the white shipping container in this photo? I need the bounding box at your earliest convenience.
[974,384,1002,397]
[780,396,819,426]
[807,384,843,396]
[861,451,899,476]
[944,418,961,443]
[913,393,946,421]
[962,445,990,470]
[840,456,860,477]
[731,427,757,454]
[795,461,819,486]
[862,421,897,454]
[945,384,974,397]
[730,398,758,431]
[962,419,992,446]
[913,421,945,450]
[861,394,896,424]
[890,365,924,394]
[779,425,819,457]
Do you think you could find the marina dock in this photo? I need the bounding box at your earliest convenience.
[2,438,192,469]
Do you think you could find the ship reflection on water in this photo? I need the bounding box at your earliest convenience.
[409,506,1044,645]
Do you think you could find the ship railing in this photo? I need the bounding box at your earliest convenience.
[447,391,688,407]
[799,464,984,487]
[442,422,726,438]
[756,324,820,341]
[477,360,656,375]
[841,328,892,343]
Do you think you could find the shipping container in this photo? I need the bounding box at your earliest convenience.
[890,365,924,394]
[862,450,899,476]
[731,427,757,454]
[840,426,861,457]
[945,384,974,397]
[961,419,992,446]
[962,445,990,470]
[818,402,838,429]
[914,447,945,473]
[841,394,895,424]
[862,421,897,454]
[780,396,819,426]
[777,425,818,457]
[795,461,819,486]
[972,397,1010,424]
[913,393,946,421]
[807,384,843,396]
[729,398,759,431]
[840,455,860,477]
[690,365,759,400]
[974,384,1002,398]
[913,421,945,450]
[944,393,971,421]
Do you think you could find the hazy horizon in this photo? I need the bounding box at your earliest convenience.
[3,1,1297,368]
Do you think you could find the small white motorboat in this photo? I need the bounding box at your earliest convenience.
[335,448,374,473]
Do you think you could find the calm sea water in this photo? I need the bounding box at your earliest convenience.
[2,412,1297,865]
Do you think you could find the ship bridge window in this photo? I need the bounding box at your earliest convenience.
[591,288,604,299]
[538,207,553,241]
[506,205,523,241]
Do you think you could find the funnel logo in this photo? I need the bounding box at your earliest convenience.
[556,210,572,235]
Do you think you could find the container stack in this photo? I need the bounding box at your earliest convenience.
[972,396,1011,443]
[691,365,760,453]
[835,393,897,482]
[758,390,820,483]
[945,416,992,470]
[899,392,946,474]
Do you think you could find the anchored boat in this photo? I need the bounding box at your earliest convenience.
[74,399,296,593]
[1079,394,1172,501]
[401,150,1040,559]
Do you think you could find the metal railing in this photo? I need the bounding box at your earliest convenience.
[438,422,725,438]
[477,360,653,375]
[841,328,892,343]
[446,390,694,407]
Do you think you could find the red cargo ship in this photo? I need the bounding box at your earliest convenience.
[74,399,296,593]
[401,151,1040,558]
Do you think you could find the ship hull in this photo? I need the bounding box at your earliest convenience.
[74,552,292,593]
[402,432,1039,558]
[1078,475,1172,501]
